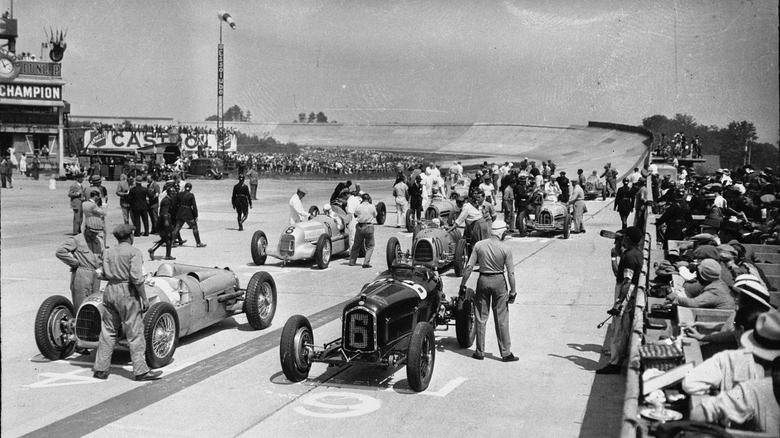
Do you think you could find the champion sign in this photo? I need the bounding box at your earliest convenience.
[0,84,62,101]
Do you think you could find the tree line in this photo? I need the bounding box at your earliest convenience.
[642,113,779,170]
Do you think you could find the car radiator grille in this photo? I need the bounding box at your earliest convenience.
[344,309,376,352]
[538,211,553,226]
[280,235,295,256]
[76,305,101,342]
[414,240,434,263]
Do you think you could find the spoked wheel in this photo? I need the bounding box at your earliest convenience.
[386,236,402,269]
[280,315,313,383]
[143,302,179,369]
[251,230,268,265]
[245,271,278,330]
[315,234,332,269]
[34,295,76,360]
[405,210,416,233]
[407,321,435,392]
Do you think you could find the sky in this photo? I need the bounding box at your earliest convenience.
[5,0,779,144]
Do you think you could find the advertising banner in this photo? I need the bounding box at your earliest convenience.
[84,130,236,152]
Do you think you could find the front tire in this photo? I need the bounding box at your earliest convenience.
[34,295,76,360]
[407,322,435,392]
[280,315,313,383]
[386,236,401,269]
[213,172,223,180]
[376,202,386,225]
[245,271,277,330]
[456,296,476,348]
[563,213,571,239]
[453,238,468,277]
[143,302,179,369]
[315,234,332,269]
[405,210,416,233]
[251,230,268,265]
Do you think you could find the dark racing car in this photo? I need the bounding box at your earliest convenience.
[278,259,476,392]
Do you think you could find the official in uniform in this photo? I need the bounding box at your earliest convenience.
[56,217,105,309]
[614,178,634,230]
[93,224,162,381]
[349,193,377,268]
[459,219,519,362]
[148,187,177,261]
[232,174,252,231]
[597,226,644,374]
[172,182,206,247]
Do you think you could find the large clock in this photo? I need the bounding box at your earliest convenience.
[0,50,21,80]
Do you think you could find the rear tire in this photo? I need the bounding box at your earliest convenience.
[245,271,277,330]
[453,238,468,277]
[280,315,313,383]
[34,295,76,360]
[204,170,215,179]
[315,234,332,269]
[456,297,476,348]
[376,202,386,225]
[143,302,179,369]
[251,230,268,265]
[407,322,435,392]
[386,236,402,269]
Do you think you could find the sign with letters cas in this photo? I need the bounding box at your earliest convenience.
[84,130,237,152]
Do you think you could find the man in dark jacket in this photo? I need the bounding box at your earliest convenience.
[129,178,150,236]
[172,182,206,247]
[148,187,177,260]
[614,178,634,230]
[232,174,252,231]
[556,171,570,203]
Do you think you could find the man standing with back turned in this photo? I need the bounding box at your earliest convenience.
[459,219,518,362]
[93,224,162,381]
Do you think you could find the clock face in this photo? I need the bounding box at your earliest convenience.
[0,50,21,79]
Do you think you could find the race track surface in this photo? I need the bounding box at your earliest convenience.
[1,173,636,438]
[225,122,648,179]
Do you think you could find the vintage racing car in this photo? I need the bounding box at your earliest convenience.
[279,261,476,392]
[518,201,571,239]
[584,175,606,200]
[250,201,385,269]
[405,197,457,233]
[386,219,469,276]
[35,264,277,368]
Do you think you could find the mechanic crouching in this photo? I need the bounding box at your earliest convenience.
[93,224,162,382]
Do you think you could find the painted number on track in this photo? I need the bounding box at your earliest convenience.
[295,391,381,418]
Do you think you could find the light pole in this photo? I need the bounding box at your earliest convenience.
[217,11,236,156]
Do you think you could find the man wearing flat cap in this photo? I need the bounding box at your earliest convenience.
[349,193,377,268]
[598,226,644,374]
[56,216,105,309]
[93,224,162,382]
[668,259,736,310]
[289,187,310,225]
